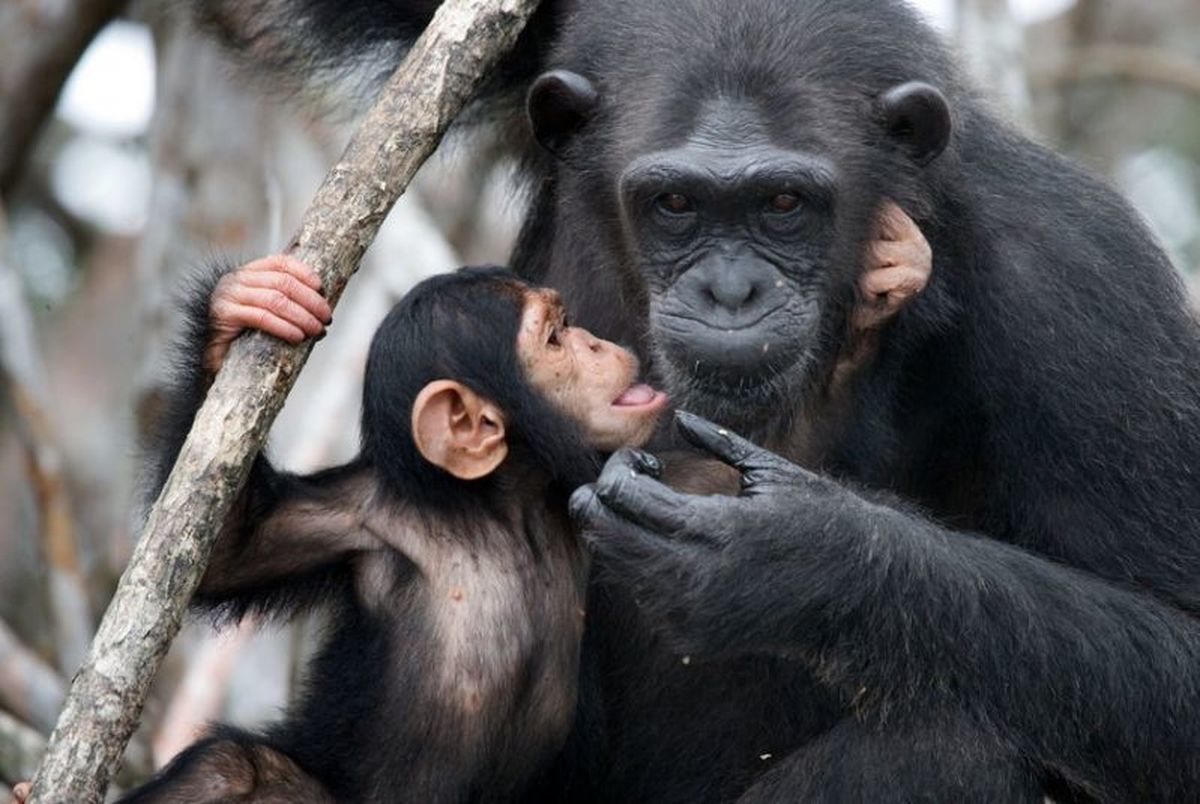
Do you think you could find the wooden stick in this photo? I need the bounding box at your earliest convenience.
[27,1,541,800]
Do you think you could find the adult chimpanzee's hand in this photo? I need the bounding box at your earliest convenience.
[570,410,875,658]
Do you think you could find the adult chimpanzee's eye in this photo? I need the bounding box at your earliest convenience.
[656,193,694,214]
[769,193,801,213]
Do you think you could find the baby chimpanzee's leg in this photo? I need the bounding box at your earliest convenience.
[118,728,334,804]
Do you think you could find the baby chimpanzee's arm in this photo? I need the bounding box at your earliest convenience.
[146,258,368,619]
[192,461,378,613]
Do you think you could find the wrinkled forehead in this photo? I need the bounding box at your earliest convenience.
[524,287,565,318]
[516,288,565,348]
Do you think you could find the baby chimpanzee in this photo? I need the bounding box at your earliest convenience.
[122,265,667,803]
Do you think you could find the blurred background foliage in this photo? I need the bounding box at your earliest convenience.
[0,0,1197,792]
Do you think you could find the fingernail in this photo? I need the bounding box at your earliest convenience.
[637,451,663,476]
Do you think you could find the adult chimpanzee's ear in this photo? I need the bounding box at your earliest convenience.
[880,82,952,166]
[527,70,599,159]
[412,380,508,481]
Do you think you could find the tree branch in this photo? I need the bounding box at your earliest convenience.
[26,1,542,801]
[0,619,64,736]
[0,203,93,677]
[0,0,128,193]
[0,711,44,786]
[1034,45,1200,100]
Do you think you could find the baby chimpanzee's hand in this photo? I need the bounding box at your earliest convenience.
[205,255,333,374]
[853,201,932,331]
[8,782,30,804]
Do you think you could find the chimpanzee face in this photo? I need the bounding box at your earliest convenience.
[517,288,668,451]
[616,97,839,417]
[527,70,950,429]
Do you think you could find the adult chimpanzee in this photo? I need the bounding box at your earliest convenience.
[125,263,668,802]
[188,0,1200,801]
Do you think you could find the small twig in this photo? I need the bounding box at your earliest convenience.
[27,1,542,801]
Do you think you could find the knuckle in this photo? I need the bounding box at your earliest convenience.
[265,290,292,315]
[280,275,305,299]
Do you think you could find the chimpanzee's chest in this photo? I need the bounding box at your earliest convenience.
[356,513,590,788]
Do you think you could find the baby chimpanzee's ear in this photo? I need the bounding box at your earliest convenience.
[412,380,508,480]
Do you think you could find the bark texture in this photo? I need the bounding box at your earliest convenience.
[26,1,541,800]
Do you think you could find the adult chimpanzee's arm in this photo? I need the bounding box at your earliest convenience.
[571,412,1200,799]
[145,262,368,619]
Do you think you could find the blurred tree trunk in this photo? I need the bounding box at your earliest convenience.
[0,204,92,675]
[956,0,1031,124]
[0,619,64,735]
[0,0,127,194]
[0,711,44,786]
[131,10,275,462]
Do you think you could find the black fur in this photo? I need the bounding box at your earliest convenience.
[191,1,1200,802]
[362,265,596,511]
[133,266,596,802]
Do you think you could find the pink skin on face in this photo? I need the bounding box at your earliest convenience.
[516,289,667,452]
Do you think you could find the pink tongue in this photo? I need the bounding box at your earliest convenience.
[614,383,657,406]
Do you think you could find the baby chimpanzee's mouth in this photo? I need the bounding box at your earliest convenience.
[612,382,667,409]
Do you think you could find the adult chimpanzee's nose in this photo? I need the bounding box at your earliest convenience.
[685,256,781,325]
[707,268,755,311]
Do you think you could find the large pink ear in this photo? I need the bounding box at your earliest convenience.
[411,380,508,480]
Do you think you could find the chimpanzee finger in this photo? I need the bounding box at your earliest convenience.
[594,450,704,537]
[674,410,796,489]
[238,254,324,292]
[859,264,927,306]
[229,286,327,337]
[867,233,931,273]
[238,269,333,324]
[633,448,664,478]
[872,200,919,243]
[220,303,307,343]
[570,486,700,570]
